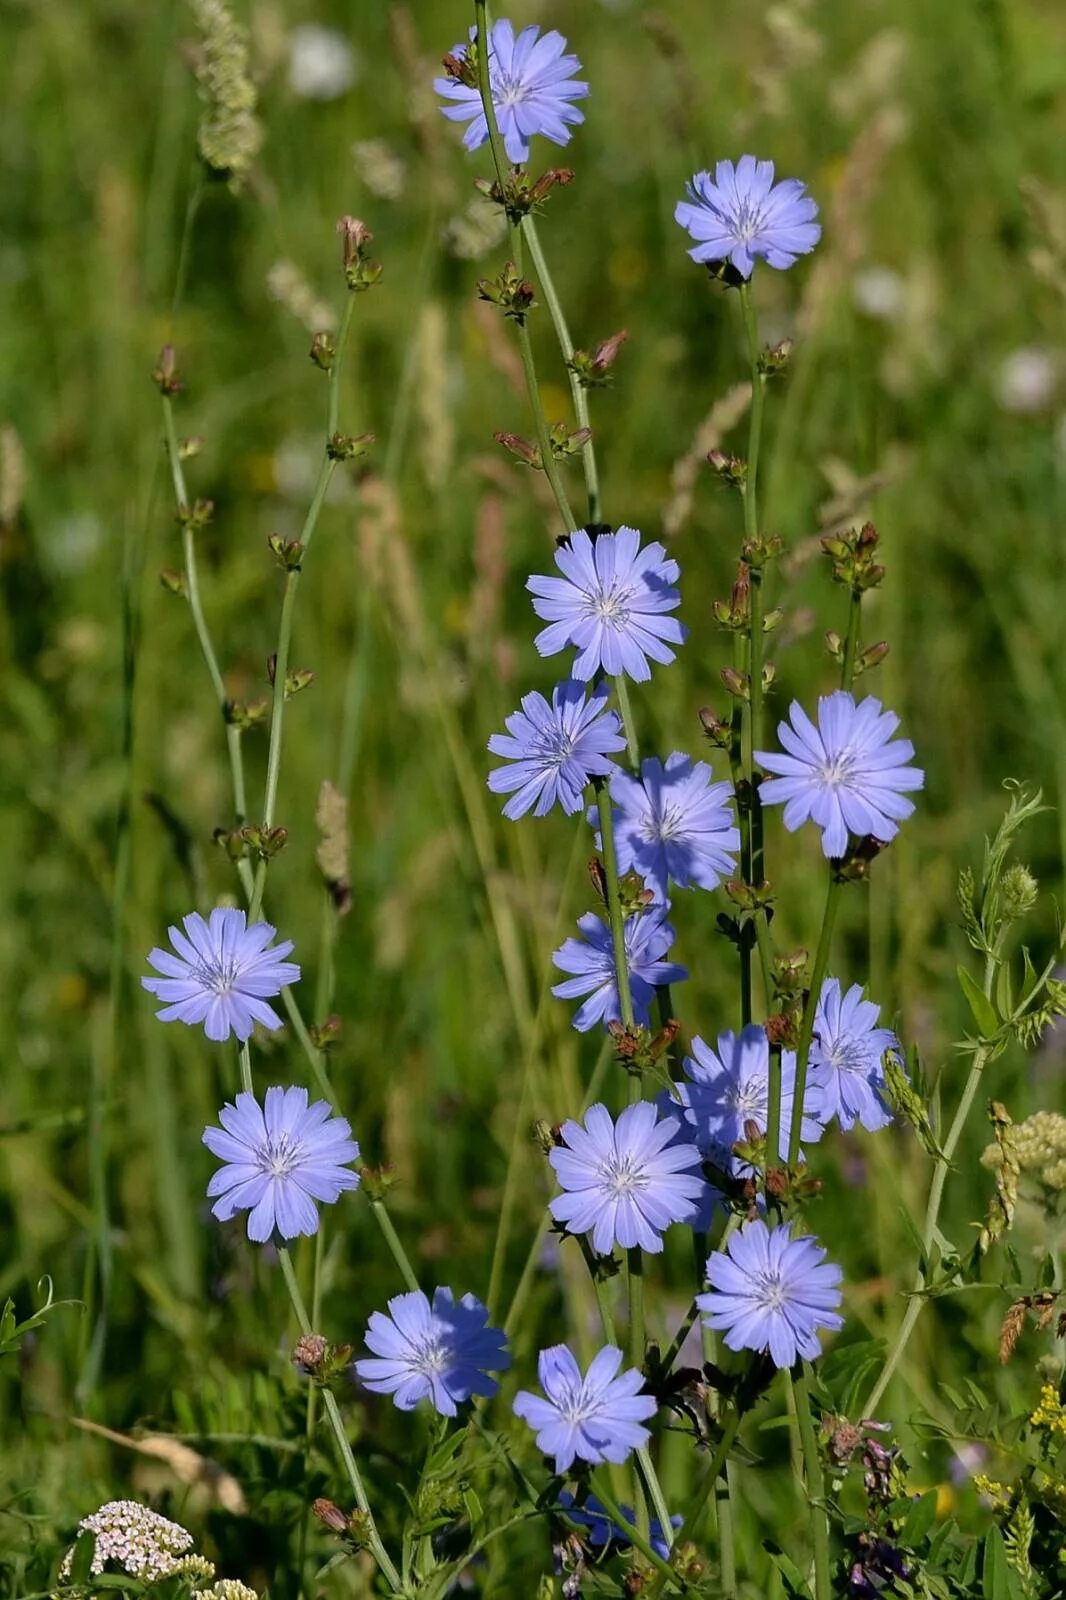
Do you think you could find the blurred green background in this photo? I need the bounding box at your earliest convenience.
[1,0,1065,1591]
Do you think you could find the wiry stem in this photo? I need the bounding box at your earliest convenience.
[277,1248,402,1592]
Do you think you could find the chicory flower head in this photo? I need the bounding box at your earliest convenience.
[675,156,821,278]
[487,679,625,821]
[528,526,687,684]
[203,1086,360,1242]
[698,1219,844,1369]
[595,752,740,900]
[549,1101,708,1254]
[354,1287,510,1416]
[556,1492,681,1559]
[810,977,901,1132]
[756,691,924,860]
[142,908,299,1043]
[551,903,687,1032]
[513,1343,657,1471]
[434,20,588,165]
[674,1024,826,1171]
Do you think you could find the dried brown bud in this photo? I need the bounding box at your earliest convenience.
[293,1333,329,1374]
[312,1498,350,1536]
[152,343,182,395]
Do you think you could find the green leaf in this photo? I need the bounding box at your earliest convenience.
[901,1490,940,1547]
[763,1540,812,1599]
[68,1530,97,1586]
[982,1524,1010,1600]
[958,965,999,1038]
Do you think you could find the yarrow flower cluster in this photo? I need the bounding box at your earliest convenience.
[355,1288,510,1416]
[487,679,625,820]
[548,1101,708,1254]
[810,977,901,1132]
[434,19,588,164]
[142,907,300,1042]
[756,691,924,860]
[673,1024,826,1170]
[59,1501,201,1582]
[598,752,739,900]
[513,1344,657,1471]
[551,904,686,1031]
[203,1086,360,1242]
[528,526,686,684]
[675,156,821,278]
[698,1220,844,1368]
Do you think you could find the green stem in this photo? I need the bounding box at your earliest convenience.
[521,213,600,522]
[595,780,635,1032]
[766,1041,782,1178]
[591,1478,693,1595]
[237,1041,253,1094]
[787,874,843,1167]
[162,394,251,837]
[628,1242,649,1540]
[473,0,575,531]
[738,285,765,545]
[793,1365,832,1600]
[614,673,640,768]
[369,1197,421,1293]
[864,960,997,1414]
[277,1247,402,1592]
[841,589,861,687]
[648,1409,742,1598]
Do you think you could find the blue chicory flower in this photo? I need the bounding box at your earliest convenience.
[673,1024,827,1171]
[675,156,821,278]
[527,526,686,684]
[548,1101,708,1255]
[513,1344,657,1472]
[698,1219,844,1369]
[434,20,588,165]
[487,679,626,821]
[142,908,300,1043]
[810,977,901,1133]
[354,1287,510,1416]
[555,1492,681,1560]
[202,1086,359,1242]
[595,752,740,900]
[756,691,925,860]
[551,904,687,1032]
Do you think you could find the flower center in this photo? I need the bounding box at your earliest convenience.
[409,1330,451,1376]
[495,74,531,108]
[731,198,768,243]
[555,1380,597,1425]
[825,1037,869,1078]
[258,1133,301,1177]
[599,1152,649,1198]
[535,724,576,768]
[194,956,243,995]
[728,1076,766,1119]
[644,802,684,843]
[817,752,857,789]
[752,1267,789,1312]
[587,580,632,629]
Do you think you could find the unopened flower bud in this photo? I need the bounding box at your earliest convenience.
[720,665,749,700]
[308,1014,342,1049]
[757,338,793,376]
[178,435,204,460]
[312,1498,350,1536]
[698,707,731,748]
[706,450,747,488]
[268,534,304,570]
[152,343,182,395]
[310,331,335,371]
[293,1333,329,1374]
[856,640,890,676]
[1002,863,1038,921]
[159,567,186,595]
[494,431,540,468]
[359,1163,397,1202]
[337,217,382,291]
[327,431,375,462]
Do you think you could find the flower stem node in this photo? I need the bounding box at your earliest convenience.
[359,1163,398,1203]
[821,520,885,593]
[176,498,215,530]
[833,835,886,881]
[240,823,288,859]
[477,260,537,321]
[765,1009,801,1050]
[706,450,748,489]
[568,329,629,388]
[292,1332,353,1384]
[268,534,304,570]
[714,563,751,630]
[153,344,182,395]
[308,1013,342,1050]
[724,877,773,913]
[474,163,574,221]
[771,948,809,1004]
[741,531,784,569]
[159,567,186,596]
[224,696,268,730]
[309,331,335,371]
[327,430,375,462]
[757,338,794,377]
[337,216,382,291]
[440,45,480,89]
